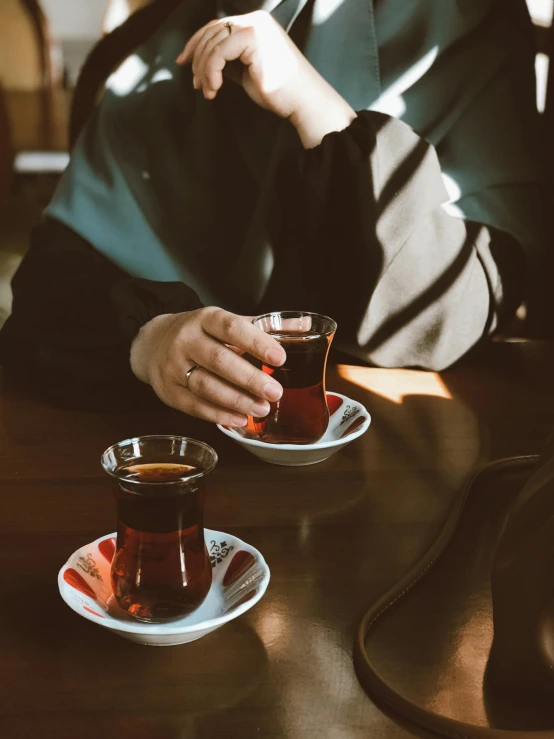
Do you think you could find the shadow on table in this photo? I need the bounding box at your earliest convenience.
[337,343,554,734]
[1,575,271,739]
[2,342,554,737]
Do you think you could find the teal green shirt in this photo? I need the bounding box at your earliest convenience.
[48,0,543,313]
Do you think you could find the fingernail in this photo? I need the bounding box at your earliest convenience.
[252,400,270,417]
[264,383,283,402]
[230,416,247,427]
[267,349,285,366]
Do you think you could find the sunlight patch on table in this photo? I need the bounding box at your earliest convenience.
[337,366,452,404]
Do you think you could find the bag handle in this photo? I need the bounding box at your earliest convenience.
[353,456,554,739]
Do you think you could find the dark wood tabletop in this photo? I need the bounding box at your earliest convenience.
[2,341,554,739]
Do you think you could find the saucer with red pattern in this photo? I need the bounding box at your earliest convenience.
[58,530,270,646]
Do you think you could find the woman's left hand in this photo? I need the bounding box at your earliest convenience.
[177,11,356,148]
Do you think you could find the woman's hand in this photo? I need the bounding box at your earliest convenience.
[177,11,356,148]
[130,307,285,426]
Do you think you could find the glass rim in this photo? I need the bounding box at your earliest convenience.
[252,310,337,337]
[100,435,218,487]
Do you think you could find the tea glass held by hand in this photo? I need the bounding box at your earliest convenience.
[250,311,337,444]
[101,436,217,623]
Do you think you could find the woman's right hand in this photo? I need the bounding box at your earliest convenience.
[130,307,285,426]
[177,11,356,149]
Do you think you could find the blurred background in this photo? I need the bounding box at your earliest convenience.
[0,0,552,326]
[0,0,151,324]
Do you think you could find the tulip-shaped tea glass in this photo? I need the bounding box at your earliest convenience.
[250,311,337,444]
[101,436,217,622]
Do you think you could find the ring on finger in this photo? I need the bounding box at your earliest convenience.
[184,364,201,390]
[223,21,232,35]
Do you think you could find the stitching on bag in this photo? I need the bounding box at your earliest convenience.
[359,456,539,739]
[365,456,537,632]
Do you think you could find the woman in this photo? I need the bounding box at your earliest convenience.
[0,0,545,426]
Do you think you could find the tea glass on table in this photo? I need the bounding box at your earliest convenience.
[101,435,217,622]
[250,311,337,444]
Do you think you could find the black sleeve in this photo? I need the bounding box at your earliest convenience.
[0,218,203,410]
[276,111,526,371]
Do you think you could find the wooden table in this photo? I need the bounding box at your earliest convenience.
[1,342,554,739]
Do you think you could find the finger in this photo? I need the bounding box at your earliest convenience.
[192,24,229,74]
[178,15,244,65]
[191,334,283,402]
[193,27,232,96]
[199,27,255,97]
[194,26,231,91]
[202,308,286,366]
[162,384,248,427]
[177,19,222,64]
[186,366,271,417]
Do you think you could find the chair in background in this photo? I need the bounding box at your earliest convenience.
[0,0,61,92]
[19,0,62,90]
[0,0,66,156]
[0,2,66,328]
[0,84,14,208]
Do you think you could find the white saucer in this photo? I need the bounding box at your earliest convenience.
[58,529,270,646]
[218,392,371,466]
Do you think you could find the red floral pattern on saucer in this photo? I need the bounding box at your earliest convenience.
[58,529,270,646]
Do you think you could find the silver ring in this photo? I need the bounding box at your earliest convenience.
[184,364,201,390]
[223,21,233,35]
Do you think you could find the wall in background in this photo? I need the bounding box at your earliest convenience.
[41,0,106,40]
[41,0,108,85]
